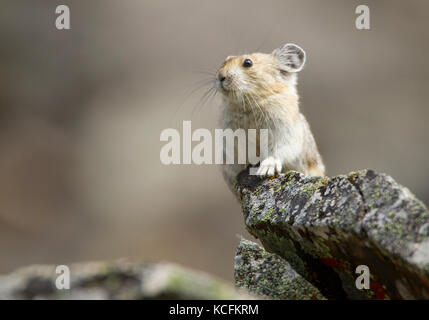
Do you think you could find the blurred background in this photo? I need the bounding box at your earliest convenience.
[0,0,428,281]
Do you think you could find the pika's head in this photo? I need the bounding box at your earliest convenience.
[216,43,306,102]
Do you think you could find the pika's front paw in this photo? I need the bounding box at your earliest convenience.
[256,157,282,176]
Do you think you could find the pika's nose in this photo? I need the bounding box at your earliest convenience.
[218,73,226,83]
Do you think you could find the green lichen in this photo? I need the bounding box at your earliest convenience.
[301,177,330,196]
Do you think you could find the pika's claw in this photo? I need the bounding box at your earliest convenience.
[256,157,282,177]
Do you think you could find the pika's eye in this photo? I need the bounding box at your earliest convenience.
[242,58,253,68]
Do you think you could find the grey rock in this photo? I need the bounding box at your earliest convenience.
[0,260,255,300]
[235,168,429,299]
[234,239,325,299]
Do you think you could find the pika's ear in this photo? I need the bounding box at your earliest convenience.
[272,43,306,72]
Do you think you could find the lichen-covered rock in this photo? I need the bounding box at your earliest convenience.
[0,260,255,300]
[234,239,325,299]
[235,168,429,299]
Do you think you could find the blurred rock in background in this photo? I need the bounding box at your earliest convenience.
[0,0,428,281]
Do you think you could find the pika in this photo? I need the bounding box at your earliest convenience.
[215,43,325,189]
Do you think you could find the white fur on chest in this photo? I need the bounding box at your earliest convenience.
[220,101,306,173]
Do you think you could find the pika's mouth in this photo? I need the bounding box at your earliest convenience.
[215,79,221,89]
[215,78,230,94]
[215,72,229,92]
